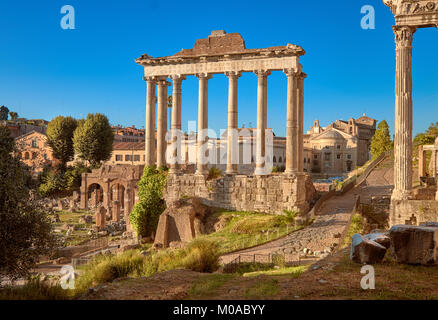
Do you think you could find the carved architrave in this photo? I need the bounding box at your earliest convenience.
[384,0,438,27]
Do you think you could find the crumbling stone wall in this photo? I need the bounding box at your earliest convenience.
[165,173,316,215]
[390,200,438,227]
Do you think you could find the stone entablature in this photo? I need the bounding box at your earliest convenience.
[384,0,438,27]
[136,31,304,77]
[165,173,316,215]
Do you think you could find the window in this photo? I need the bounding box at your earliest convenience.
[273,156,277,163]
[349,127,353,134]
[324,153,331,161]
[31,140,38,148]
[337,154,341,159]
[347,154,352,160]
[314,154,318,159]
[116,155,123,161]
[125,155,132,161]
[24,152,30,160]
[134,155,140,162]
[337,145,341,150]
[32,152,37,160]
[278,157,282,163]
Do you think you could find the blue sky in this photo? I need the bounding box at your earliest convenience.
[0,0,437,137]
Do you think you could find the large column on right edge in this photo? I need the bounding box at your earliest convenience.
[392,26,416,200]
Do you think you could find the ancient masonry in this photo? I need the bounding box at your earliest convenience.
[80,165,144,230]
[384,0,438,225]
[136,30,316,214]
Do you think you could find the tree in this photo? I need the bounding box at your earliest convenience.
[0,106,9,121]
[73,113,114,167]
[370,120,393,159]
[0,126,57,280]
[46,116,78,170]
[414,122,438,149]
[8,111,18,121]
[129,166,168,237]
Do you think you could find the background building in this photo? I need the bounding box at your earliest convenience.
[304,114,377,176]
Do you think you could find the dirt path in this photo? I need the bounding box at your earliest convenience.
[221,164,395,265]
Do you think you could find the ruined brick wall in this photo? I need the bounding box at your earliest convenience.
[165,173,316,215]
[390,200,438,227]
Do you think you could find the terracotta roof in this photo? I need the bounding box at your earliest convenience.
[113,142,145,151]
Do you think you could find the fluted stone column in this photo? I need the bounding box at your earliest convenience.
[196,73,212,175]
[297,73,306,172]
[254,70,270,175]
[157,78,170,168]
[392,26,416,201]
[169,75,185,173]
[144,76,157,167]
[284,69,298,175]
[225,71,241,175]
[418,145,426,181]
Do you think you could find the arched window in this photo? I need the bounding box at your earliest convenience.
[273,156,277,163]
[279,157,282,163]
[24,152,30,160]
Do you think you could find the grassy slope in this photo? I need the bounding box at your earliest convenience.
[197,210,301,255]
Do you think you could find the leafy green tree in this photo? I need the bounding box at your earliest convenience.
[73,113,114,167]
[130,166,168,237]
[414,122,438,152]
[0,106,9,121]
[371,120,393,159]
[0,126,57,280]
[8,111,18,121]
[46,116,78,170]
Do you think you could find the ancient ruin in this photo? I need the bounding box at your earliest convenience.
[79,165,144,230]
[136,30,315,214]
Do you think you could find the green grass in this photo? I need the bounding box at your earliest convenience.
[242,265,308,278]
[188,274,235,298]
[0,278,70,300]
[244,279,279,299]
[74,239,221,296]
[341,213,363,248]
[197,210,302,254]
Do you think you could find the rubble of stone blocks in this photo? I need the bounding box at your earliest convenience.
[351,222,438,265]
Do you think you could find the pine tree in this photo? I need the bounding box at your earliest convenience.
[371,120,393,159]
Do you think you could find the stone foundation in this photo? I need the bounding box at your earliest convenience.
[165,173,316,215]
[390,200,438,227]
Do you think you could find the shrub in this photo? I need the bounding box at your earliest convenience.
[129,166,168,237]
[180,239,220,273]
[207,167,222,180]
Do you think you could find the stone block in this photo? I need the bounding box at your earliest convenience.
[364,233,391,249]
[389,225,438,265]
[350,233,387,264]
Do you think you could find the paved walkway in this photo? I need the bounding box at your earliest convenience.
[220,165,394,265]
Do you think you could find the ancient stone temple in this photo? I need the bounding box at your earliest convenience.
[79,165,144,229]
[384,0,438,225]
[136,31,316,214]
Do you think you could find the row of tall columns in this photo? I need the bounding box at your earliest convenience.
[392,26,416,200]
[144,69,305,176]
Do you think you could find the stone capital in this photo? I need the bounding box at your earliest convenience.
[393,26,416,48]
[143,76,158,83]
[195,73,213,80]
[170,74,186,82]
[157,79,171,87]
[283,68,298,77]
[225,71,242,79]
[254,70,271,77]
